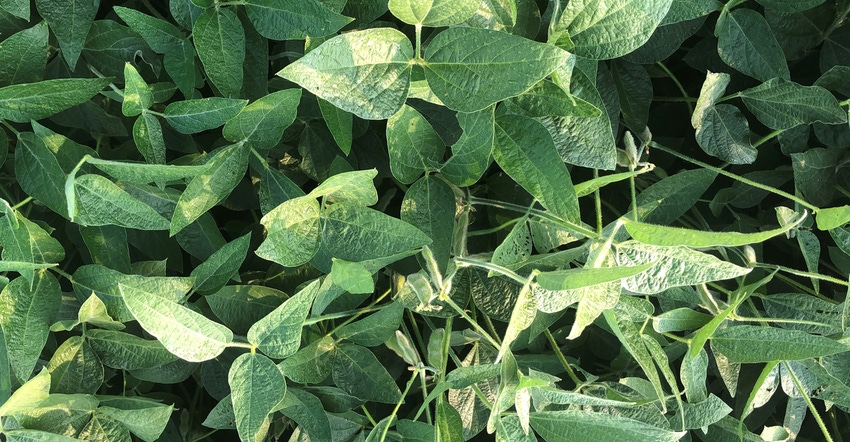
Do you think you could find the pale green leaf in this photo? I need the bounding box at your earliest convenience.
[423,27,568,112]
[34,0,97,69]
[87,329,178,370]
[248,280,319,359]
[389,0,479,26]
[623,210,806,247]
[120,283,233,362]
[695,103,756,164]
[256,196,321,267]
[190,232,251,293]
[46,336,103,394]
[73,174,171,230]
[171,143,249,235]
[499,284,535,361]
[716,8,790,81]
[193,8,244,97]
[133,112,166,164]
[229,353,286,442]
[122,63,153,117]
[87,158,209,184]
[79,412,131,442]
[493,114,579,223]
[0,78,110,123]
[504,80,602,118]
[330,259,374,294]
[530,409,684,442]
[332,343,403,403]
[0,22,49,88]
[164,98,247,134]
[400,176,456,272]
[536,263,655,291]
[306,168,378,205]
[441,106,494,187]
[386,104,445,184]
[321,203,432,262]
[245,0,352,41]
[691,71,730,129]
[740,78,847,130]
[207,285,286,335]
[77,293,124,330]
[817,205,850,230]
[223,89,302,150]
[278,28,413,120]
[635,168,717,225]
[0,369,50,417]
[0,273,60,381]
[712,325,850,363]
[202,395,236,430]
[555,0,674,60]
[0,261,56,272]
[653,308,712,333]
[492,221,532,270]
[617,241,752,294]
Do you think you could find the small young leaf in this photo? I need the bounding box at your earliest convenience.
[192,8,244,97]
[34,0,97,69]
[73,174,171,230]
[493,114,580,223]
[423,27,568,112]
[0,78,110,123]
[716,8,790,81]
[711,325,850,363]
[244,0,352,41]
[223,89,302,150]
[740,78,847,130]
[386,105,445,184]
[248,280,320,359]
[164,98,247,134]
[120,283,233,362]
[256,196,322,267]
[171,143,249,235]
[122,63,153,117]
[278,28,413,120]
[228,353,286,442]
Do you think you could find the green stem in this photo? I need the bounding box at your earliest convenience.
[324,288,392,335]
[544,329,582,386]
[379,369,420,442]
[454,256,528,285]
[651,142,820,213]
[467,218,520,237]
[10,197,32,211]
[437,288,501,350]
[469,197,598,238]
[0,120,20,136]
[755,263,849,288]
[822,4,850,42]
[656,62,694,115]
[784,361,835,442]
[593,169,603,234]
[752,129,784,148]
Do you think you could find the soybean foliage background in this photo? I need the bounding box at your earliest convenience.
[1,0,850,441]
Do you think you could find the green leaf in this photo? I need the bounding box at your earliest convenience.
[756,0,826,13]
[276,389,332,442]
[113,6,184,53]
[97,397,173,442]
[337,301,404,346]
[817,205,850,231]
[318,98,353,155]
[4,430,83,441]
[386,105,445,184]
[492,220,532,270]
[79,412,131,442]
[691,71,730,129]
[610,60,652,132]
[192,8,244,97]
[423,27,568,112]
[164,40,198,99]
[77,293,124,330]
[530,409,684,442]
[307,169,379,205]
[171,143,249,235]
[0,273,60,381]
[164,98,247,134]
[122,63,153,117]
[436,398,464,442]
[493,114,579,223]
[279,28,413,120]
[322,203,432,262]
[635,168,717,225]
[792,147,841,207]
[207,285,285,335]
[536,263,656,291]
[0,369,50,417]
[0,78,111,123]
[332,343,402,403]
[278,336,334,384]
[259,167,305,214]
[695,103,756,164]
[623,210,806,247]
[653,308,713,333]
[0,0,28,19]
[245,0,352,40]
[440,106,494,187]
[0,21,49,88]
[0,202,65,285]
[617,241,752,294]
[330,259,374,294]
[555,0,674,60]
[87,158,208,184]
[740,78,847,130]
[190,232,251,293]
[716,8,790,81]
[34,0,97,69]
[504,80,602,119]
[389,0,478,26]
[223,89,302,150]
[711,325,850,363]
[87,329,178,370]
[120,282,233,362]
[133,113,167,164]
[46,336,103,394]
[401,176,456,272]
[229,353,286,442]
[79,225,131,274]
[73,174,171,230]
[14,133,68,217]
[256,196,322,267]
[248,280,319,359]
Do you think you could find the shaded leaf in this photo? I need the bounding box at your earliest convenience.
[245,0,352,40]
[229,353,286,442]
[248,280,319,359]
[34,0,97,69]
[0,273,60,381]
[193,8,244,97]
[716,8,790,81]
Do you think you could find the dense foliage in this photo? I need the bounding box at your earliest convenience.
[2,0,850,440]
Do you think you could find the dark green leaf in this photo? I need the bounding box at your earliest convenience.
[207,285,286,335]
[332,343,402,403]
[504,80,602,119]
[716,8,790,81]
[87,329,178,370]
[386,105,445,184]
[0,273,60,381]
[0,78,111,123]
[322,203,432,262]
[190,232,251,293]
[245,0,352,40]
[34,0,97,69]
[740,78,847,130]
[229,353,286,442]
[223,89,302,150]
[192,8,244,97]
[695,103,756,164]
[440,106,494,186]
[248,280,319,358]
[73,174,171,230]
[14,132,68,217]
[401,176,456,272]
[0,21,48,87]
